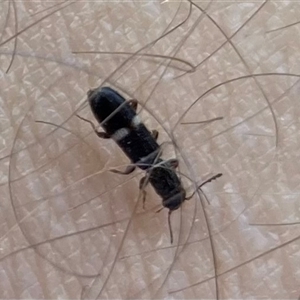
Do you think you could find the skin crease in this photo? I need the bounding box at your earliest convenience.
[1,1,300,299]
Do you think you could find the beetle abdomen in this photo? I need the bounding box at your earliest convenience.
[88,86,160,169]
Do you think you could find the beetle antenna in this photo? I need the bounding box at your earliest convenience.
[186,173,222,200]
[168,210,174,244]
[156,207,173,243]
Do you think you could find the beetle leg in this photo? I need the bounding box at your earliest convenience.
[139,176,149,209]
[128,99,138,111]
[95,131,110,139]
[110,164,136,175]
[76,114,111,139]
[167,159,179,169]
[151,130,159,141]
[87,88,96,98]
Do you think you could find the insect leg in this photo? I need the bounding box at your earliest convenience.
[128,99,138,111]
[110,164,136,175]
[151,129,159,140]
[165,158,178,169]
[139,176,149,209]
[95,131,111,139]
[76,114,110,139]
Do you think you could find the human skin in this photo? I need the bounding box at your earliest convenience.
[0,1,300,299]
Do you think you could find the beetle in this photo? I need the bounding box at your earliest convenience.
[78,86,221,242]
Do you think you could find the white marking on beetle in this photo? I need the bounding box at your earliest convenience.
[111,128,130,141]
[131,115,141,128]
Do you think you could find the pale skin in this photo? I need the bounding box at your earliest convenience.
[1,1,300,299]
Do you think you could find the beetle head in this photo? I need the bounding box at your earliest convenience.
[162,190,186,211]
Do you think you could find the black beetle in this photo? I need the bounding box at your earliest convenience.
[79,86,221,242]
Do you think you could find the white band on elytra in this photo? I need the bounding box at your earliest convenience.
[111,128,130,142]
[131,115,141,128]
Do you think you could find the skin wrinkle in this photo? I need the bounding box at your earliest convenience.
[1,1,300,299]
